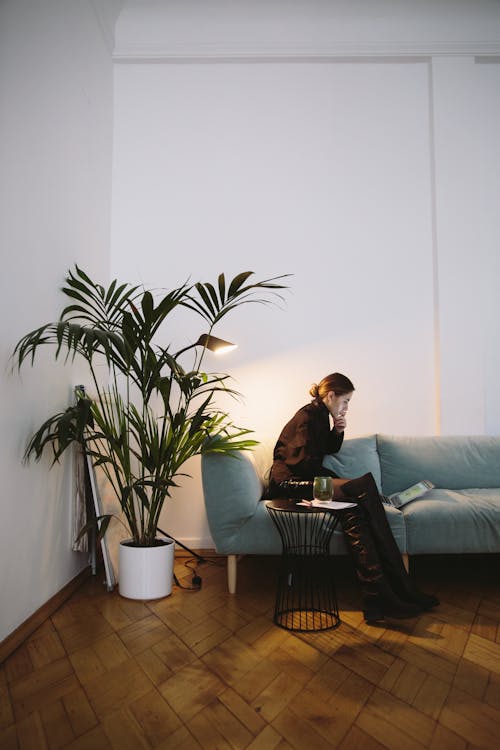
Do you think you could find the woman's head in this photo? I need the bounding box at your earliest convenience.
[309,373,355,401]
[310,372,355,418]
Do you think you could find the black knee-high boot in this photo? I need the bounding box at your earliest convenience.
[338,504,422,623]
[342,473,439,610]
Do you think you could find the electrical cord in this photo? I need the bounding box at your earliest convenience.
[173,572,201,591]
[172,555,226,591]
[157,526,226,591]
[176,557,203,591]
[155,527,204,590]
[157,526,206,564]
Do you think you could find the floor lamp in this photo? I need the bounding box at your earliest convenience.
[159,333,237,580]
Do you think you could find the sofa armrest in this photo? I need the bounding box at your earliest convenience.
[201,451,263,551]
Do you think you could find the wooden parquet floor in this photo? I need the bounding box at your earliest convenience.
[2,553,500,750]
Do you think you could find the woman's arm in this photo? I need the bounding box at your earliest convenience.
[325,427,344,455]
[278,409,343,480]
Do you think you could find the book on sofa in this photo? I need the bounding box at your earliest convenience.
[383,480,435,509]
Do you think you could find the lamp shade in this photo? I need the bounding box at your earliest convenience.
[196,334,237,355]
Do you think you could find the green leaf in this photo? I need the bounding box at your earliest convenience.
[193,282,217,317]
[217,273,226,304]
[228,271,254,298]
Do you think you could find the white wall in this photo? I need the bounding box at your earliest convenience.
[111,60,436,432]
[111,1,500,548]
[431,56,500,434]
[0,0,118,642]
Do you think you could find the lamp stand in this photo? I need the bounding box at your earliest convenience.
[157,527,206,563]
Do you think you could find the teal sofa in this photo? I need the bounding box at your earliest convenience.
[201,434,500,593]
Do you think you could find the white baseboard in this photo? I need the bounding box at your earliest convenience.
[170,536,216,552]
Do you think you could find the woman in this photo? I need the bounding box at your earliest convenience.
[268,372,439,624]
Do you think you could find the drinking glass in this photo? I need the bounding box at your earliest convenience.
[313,476,334,504]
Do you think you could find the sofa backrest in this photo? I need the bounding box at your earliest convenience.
[202,435,500,534]
[377,434,500,494]
[322,435,383,492]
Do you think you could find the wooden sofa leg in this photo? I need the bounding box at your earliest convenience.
[402,553,409,573]
[227,555,237,594]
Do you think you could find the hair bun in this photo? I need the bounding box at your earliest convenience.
[309,383,319,398]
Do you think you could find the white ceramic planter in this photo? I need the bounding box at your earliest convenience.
[118,538,174,600]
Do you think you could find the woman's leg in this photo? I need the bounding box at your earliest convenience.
[337,504,421,623]
[341,473,439,609]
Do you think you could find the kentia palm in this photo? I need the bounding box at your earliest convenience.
[13,266,287,597]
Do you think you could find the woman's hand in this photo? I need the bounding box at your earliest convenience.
[334,415,347,432]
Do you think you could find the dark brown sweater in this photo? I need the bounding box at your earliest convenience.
[268,400,344,491]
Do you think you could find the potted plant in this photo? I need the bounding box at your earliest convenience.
[12,266,286,599]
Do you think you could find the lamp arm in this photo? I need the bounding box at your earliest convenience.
[175,333,236,359]
[174,341,199,358]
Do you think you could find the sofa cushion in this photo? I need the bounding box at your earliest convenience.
[323,435,382,493]
[377,435,500,496]
[403,489,500,554]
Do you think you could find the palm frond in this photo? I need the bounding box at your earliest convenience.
[181,271,290,326]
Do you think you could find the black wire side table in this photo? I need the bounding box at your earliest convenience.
[265,499,341,632]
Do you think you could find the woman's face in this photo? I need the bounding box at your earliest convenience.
[324,391,353,418]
